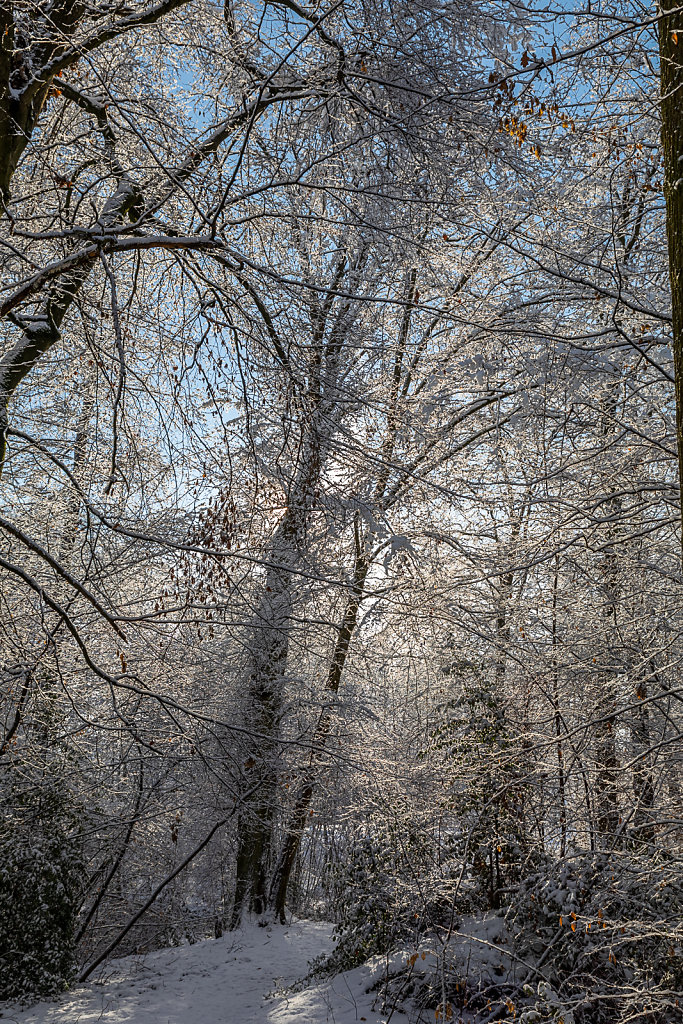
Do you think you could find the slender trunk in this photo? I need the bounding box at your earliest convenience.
[594,704,619,843]
[492,511,521,695]
[594,384,621,847]
[659,4,683,556]
[631,675,656,844]
[268,518,369,922]
[266,271,418,920]
[75,757,144,947]
[58,392,94,565]
[1,390,92,753]
[494,587,511,693]
[80,813,232,981]
[551,555,567,858]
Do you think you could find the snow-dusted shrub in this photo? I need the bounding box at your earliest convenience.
[372,854,682,1024]
[0,680,86,1005]
[509,852,683,1023]
[378,912,517,1021]
[0,778,85,1001]
[420,661,536,912]
[323,823,423,971]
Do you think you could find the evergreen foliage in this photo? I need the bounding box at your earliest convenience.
[424,660,531,909]
[323,822,423,971]
[0,686,85,1001]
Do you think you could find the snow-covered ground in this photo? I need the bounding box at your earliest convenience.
[0,920,409,1024]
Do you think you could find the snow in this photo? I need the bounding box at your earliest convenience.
[1,920,409,1024]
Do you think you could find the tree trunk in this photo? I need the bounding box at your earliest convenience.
[594,704,619,843]
[659,3,683,555]
[267,521,369,922]
[594,383,621,847]
[631,674,656,845]
[551,554,567,858]
[265,270,417,921]
[229,439,320,926]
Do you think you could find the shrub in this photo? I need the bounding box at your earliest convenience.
[323,822,424,972]
[0,778,85,1001]
[509,852,683,1024]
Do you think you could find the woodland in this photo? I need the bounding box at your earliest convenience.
[0,1,682,1022]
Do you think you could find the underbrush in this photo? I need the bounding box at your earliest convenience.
[313,844,683,1024]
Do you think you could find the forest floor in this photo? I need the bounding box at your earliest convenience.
[0,919,410,1024]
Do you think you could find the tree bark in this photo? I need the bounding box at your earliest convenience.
[267,518,369,922]
[659,3,683,555]
[631,674,656,845]
[229,435,321,926]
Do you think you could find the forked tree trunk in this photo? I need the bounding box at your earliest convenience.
[267,520,369,922]
[265,270,417,920]
[229,253,362,927]
[230,431,321,927]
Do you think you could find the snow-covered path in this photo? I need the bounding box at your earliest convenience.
[1,920,409,1024]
